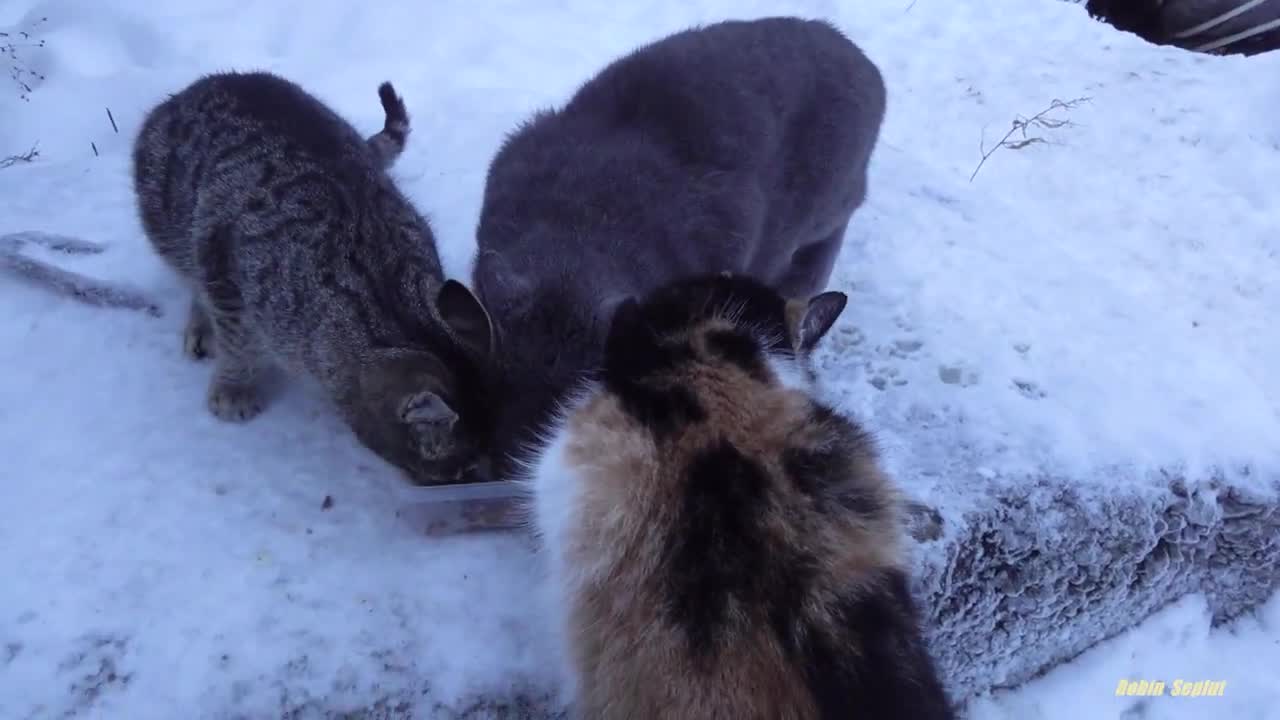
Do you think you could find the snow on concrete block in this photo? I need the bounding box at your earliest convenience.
[910,469,1280,699]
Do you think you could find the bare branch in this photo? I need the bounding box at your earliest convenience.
[970,97,1091,182]
[0,142,39,169]
[3,16,49,101]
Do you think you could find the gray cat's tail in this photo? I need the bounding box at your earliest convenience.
[0,231,162,316]
[368,81,411,169]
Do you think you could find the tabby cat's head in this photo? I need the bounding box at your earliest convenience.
[353,280,496,485]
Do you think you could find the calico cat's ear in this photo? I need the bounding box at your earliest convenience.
[789,291,847,352]
[605,295,644,338]
[437,280,494,358]
[597,293,632,330]
[398,390,458,427]
[604,294,654,360]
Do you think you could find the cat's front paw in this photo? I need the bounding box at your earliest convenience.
[207,381,265,422]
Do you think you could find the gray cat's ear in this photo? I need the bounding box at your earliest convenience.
[474,250,533,301]
[790,291,847,352]
[437,280,494,358]
[399,390,458,427]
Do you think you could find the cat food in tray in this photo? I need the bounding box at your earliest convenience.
[396,480,524,537]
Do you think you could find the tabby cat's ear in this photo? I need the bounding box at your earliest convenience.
[437,280,494,358]
[398,390,458,427]
[788,291,847,353]
[399,389,461,458]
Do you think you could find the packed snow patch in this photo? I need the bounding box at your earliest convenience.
[1,0,1277,717]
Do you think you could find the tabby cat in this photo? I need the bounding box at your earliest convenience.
[132,71,492,484]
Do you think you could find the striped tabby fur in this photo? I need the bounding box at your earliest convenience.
[132,71,493,484]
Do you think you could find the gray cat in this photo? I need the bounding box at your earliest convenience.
[132,71,493,484]
[469,17,887,479]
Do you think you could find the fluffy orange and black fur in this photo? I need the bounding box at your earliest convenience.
[523,273,953,720]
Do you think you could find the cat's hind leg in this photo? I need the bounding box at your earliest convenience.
[195,226,271,422]
[202,295,271,422]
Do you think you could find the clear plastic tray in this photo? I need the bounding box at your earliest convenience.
[395,480,525,537]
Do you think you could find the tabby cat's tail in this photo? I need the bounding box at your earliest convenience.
[368,81,411,168]
[0,231,162,316]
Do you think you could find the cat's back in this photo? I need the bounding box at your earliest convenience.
[571,17,879,106]
[484,17,882,188]
[132,71,379,241]
[531,274,952,719]
[476,17,885,282]
[561,17,884,168]
[131,70,425,275]
[137,71,371,165]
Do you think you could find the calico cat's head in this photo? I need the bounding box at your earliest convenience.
[351,280,496,485]
[603,270,848,401]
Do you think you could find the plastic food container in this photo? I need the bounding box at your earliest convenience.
[395,480,526,537]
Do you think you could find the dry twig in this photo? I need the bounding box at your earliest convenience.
[2,17,49,101]
[970,96,1091,182]
[0,142,39,169]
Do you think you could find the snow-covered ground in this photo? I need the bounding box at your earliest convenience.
[1,0,1277,718]
[969,591,1280,720]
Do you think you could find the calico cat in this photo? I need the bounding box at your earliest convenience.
[132,71,493,484]
[522,272,954,720]
[471,17,887,478]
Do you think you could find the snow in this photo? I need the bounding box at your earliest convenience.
[1,0,1277,718]
[969,591,1280,720]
